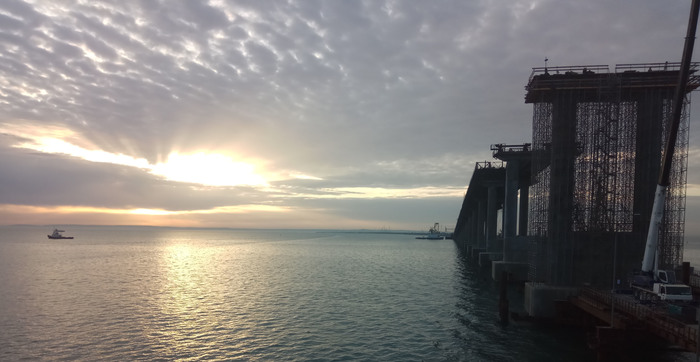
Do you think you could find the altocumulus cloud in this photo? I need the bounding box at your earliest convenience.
[0,0,698,230]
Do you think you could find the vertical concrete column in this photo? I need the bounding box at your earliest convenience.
[518,184,529,237]
[503,161,519,260]
[458,214,467,247]
[477,200,486,248]
[487,185,499,250]
[548,93,577,285]
[633,94,664,236]
[469,213,477,247]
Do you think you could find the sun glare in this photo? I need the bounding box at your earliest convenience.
[152,152,268,187]
[2,122,272,188]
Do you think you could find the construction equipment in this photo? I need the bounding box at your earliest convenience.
[632,0,699,303]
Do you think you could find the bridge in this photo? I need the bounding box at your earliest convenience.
[452,62,700,357]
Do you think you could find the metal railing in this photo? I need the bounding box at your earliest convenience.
[474,161,504,170]
[490,143,531,155]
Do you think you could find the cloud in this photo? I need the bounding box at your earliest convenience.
[0,0,698,230]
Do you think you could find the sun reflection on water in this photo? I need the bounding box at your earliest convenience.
[154,242,228,357]
[164,244,198,311]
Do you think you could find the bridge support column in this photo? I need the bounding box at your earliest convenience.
[548,94,578,285]
[477,200,486,249]
[503,161,518,261]
[519,184,529,237]
[487,184,499,250]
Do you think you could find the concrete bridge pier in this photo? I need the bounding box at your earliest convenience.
[452,162,506,266]
[491,144,531,281]
[479,182,504,267]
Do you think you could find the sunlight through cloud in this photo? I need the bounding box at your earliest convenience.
[17,137,151,169]
[4,124,270,188]
[152,152,268,187]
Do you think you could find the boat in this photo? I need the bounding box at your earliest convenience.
[47,228,74,239]
[415,222,446,240]
[415,233,444,240]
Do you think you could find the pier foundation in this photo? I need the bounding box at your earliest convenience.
[478,252,502,267]
[524,283,578,319]
[492,261,528,282]
[471,247,486,260]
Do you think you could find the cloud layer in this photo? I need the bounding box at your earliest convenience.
[1,0,699,231]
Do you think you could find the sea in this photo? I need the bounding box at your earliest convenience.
[1,225,699,361]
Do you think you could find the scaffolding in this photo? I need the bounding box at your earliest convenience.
[661,93,690,272]
[525,63,697,284]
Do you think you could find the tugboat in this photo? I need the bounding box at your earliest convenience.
[47,228,74,239]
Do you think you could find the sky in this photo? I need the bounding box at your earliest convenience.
[1,0,700,232]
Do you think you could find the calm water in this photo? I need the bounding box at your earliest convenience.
[3,224,673,361]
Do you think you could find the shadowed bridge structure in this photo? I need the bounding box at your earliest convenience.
[452,62,700,356]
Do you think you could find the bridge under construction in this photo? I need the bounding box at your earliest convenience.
[452,62,700,356]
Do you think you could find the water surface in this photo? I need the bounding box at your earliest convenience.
[0,225,648,360]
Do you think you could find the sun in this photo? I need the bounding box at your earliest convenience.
[151,152,268,187]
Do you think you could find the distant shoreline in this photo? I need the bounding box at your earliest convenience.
[2,224,426,234]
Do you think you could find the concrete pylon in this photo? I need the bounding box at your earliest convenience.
[487,184,499,250]
[503,160,519,259]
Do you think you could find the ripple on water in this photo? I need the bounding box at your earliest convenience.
[0,227,599,361]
